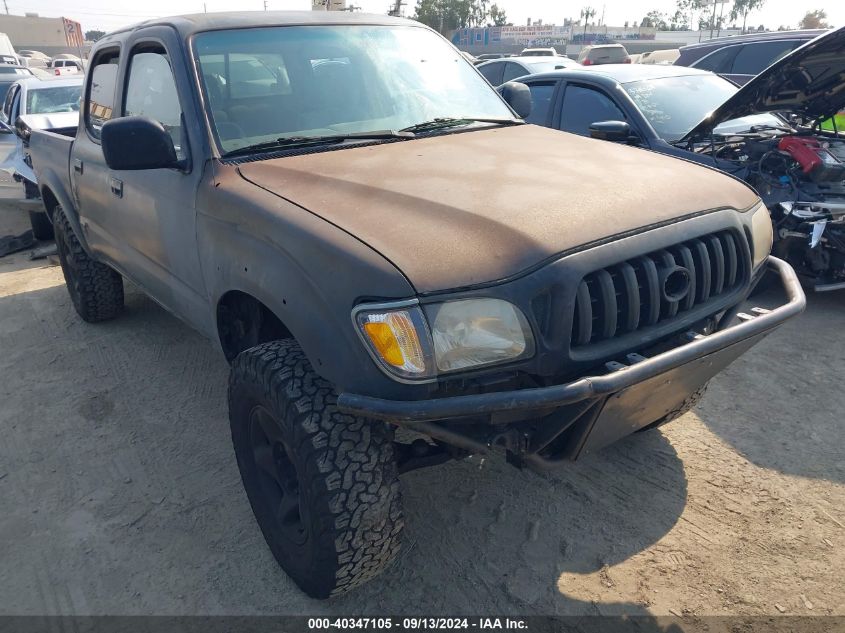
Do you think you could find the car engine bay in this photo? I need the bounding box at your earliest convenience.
[690,127,845,290]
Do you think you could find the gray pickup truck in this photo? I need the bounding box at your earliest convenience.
[29,11,804,598]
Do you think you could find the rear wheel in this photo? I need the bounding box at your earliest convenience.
[53,205,124,322]
[228,339,404,598]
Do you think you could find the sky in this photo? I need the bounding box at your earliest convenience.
[7,0,842,35]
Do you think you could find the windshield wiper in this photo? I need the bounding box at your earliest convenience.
[222,130,415,158]
[399,117,523,134]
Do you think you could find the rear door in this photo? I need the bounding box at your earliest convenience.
[722,39,802,85]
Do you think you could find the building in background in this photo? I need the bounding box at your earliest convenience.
[451,24,657,56]
[311,0,348,9]
[0,13,84,58]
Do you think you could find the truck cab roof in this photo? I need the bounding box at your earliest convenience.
[100,10,414,44]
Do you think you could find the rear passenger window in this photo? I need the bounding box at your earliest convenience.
[730,41,796,75]
[87,49,119,139]
[692,46,734,73]
[478,62,505,86]
[525,82,556,125]
[124,46,185,160]
[559,84,626,136]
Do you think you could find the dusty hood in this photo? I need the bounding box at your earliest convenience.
[238,125,758,293]
[683,26,845,142]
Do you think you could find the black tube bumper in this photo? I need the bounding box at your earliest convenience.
[339,257,804,421]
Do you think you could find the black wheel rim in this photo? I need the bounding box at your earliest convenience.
[248,405,308,546]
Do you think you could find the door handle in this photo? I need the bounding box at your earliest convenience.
[72,158,83,174]
[110,178,123,198]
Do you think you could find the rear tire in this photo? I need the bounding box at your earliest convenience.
[53,205,124,322]
[638,384,708,432]
[28,210,54,241]
[228,340,404,599]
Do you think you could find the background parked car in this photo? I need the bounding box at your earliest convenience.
[0,75,83,239]
[474,53,509,62]
[639,48,680,65]
[577,44,631,65]
[476,55,577,85]
[49,58,84,72]
[520,47,558,57]
[17,50,51,67]
[673,29,826,85]
[515,27,845,290]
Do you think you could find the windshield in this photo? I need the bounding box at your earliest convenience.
[194,25,514,154]
[623,74,784,142]
[26,85,81,114]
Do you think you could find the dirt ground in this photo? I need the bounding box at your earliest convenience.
[0,180,843,617]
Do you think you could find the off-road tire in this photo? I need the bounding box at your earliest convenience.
[228,340,404,599]
[638,384,708,432]
[53,205,124,322]
[28,210,54,241]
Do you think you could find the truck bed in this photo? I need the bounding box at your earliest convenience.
[29,127,75,206]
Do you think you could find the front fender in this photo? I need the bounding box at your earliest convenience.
[197,167,418,397]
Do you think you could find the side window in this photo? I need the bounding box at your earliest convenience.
[692,46,735,73]
[502,62,527,83]
[124,46,185,160]
[478,62,504,86]
[730,41,796,75]
[559,84,626,137]
[2,84,17,123]
[87,49,119,139]
[525,82,556,125]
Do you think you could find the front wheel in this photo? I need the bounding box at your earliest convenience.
[228,340,404,598]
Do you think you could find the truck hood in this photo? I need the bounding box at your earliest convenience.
[682,26,845,142]
[237,125,759,294]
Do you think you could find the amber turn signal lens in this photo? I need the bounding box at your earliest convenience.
[359,309,428,375]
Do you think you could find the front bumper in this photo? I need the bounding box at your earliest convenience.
[337,257,805,468]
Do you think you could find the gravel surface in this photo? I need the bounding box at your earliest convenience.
[0,184,842,616]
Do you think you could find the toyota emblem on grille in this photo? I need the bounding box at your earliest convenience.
[661,266,692,302]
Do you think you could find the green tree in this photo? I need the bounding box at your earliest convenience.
[730,0,766,33]
[488,3,508,26]
[641,10,667,28]
[413,0,488,33]
[85,29,106,41]
[798,9,828,29]
[676,0,710,32]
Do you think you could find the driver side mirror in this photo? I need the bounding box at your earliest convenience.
[497,81,532,119]
[101,116,179,171]
[589,120,639,144]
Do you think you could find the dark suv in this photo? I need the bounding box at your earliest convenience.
[674,29,827,85]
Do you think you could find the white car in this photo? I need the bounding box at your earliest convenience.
[0,75,83,238]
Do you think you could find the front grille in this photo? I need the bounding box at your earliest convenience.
[571,230,746,347]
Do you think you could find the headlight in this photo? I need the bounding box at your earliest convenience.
[354,298,534,380]
[750,202,773,270]
[424,299,534,372]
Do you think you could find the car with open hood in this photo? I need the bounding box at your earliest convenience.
[27,11,803,599]
[515,25,845,291]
